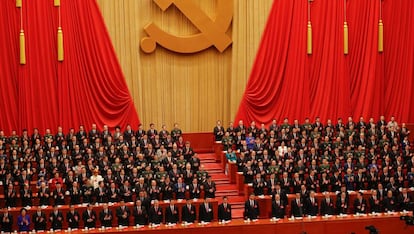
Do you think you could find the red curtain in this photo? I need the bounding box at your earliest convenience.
[235,0,414,126]
[0,0,139,134]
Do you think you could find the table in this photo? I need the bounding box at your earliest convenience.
[13,213,414,234]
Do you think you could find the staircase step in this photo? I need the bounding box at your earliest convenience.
[216,191,239,196]
[216,184,238,190]
[197,153,216,160]
[232,209,245,219]
[215,180,230,185]
[210,173,228,179]
[200,158,216,163]
[226,196,246,203]
[203,164,223,170]
[200,150,246,220]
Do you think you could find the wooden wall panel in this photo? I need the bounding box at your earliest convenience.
[96,0,273,132]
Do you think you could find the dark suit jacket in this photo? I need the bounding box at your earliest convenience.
[148,206,163,224]
[218,203,232,221]
[95,187,108,204]
[271,200,285,218]
[107,188,120,203]
[33,211,47,230]
[199,203,214,222]
[82,210,97,228]
[383,196,397,212]
[52,188,66,205]
[336,198,349,214]
[181,204,196,223]
[165,205,179,224]
[49,211,64,230]
[99,209,113,227]
[353,198,368,213]
[38,188,50,206]
[0,213,13,232]
[320,198,335,215]
[244,200,259,220]
[305,197,319,216]
[369,196,382,213]
[66,210,80,229]
[133,206,147,225]
[203,181,216,198]
[291,199,304,217]
[116,206,130,226]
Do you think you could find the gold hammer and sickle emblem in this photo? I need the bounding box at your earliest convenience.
[141,0,233,53]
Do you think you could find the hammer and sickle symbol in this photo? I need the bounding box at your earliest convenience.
[141,0,233,53]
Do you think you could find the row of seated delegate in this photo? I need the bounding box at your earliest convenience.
[0,198,222,232]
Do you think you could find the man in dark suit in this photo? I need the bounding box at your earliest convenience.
[203,176,216,198]
[383,190,397,212]
[99,203,113,228]
[165,199,179,224]
[199,198,214,222]
[354,192,368,214]
[107,182,120,203]
[33,206,47,231]
[38,182,50,206]
[0,208,13,232]
[148,200,163,225]
[244,194,259,220]
[272,194,285,218]
[181,199,196,223]
[305,190,319,216]
[133,199,147,226]
[320,192,335,215]
[189,178,201,199]
[253,173,266,196]
[51,182,65,205]
[336,192,349,214]
[49,205,64,230]
[94,181,108,204]
[398,188,413,211]
[20,183,33,207]
[69,181,82,205]
[272,183,288,206]
[369,190,382,213]
[116,200,130,226]
[66,204,81,229]
[82,204,97,228]
[218,196,232,222]
[291,193,304,217]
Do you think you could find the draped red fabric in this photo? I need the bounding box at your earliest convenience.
[0,0,139,134]
[235,0,414,126]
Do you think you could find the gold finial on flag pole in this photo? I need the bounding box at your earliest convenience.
[19,1,26,64]
[343,0,349,55]
[307,0,313,55]
[57,2,64,62]
[20,30,26,64]
[378,0,384,52]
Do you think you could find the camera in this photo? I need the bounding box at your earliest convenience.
[364,225,379,234]
[400,215,414,225]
